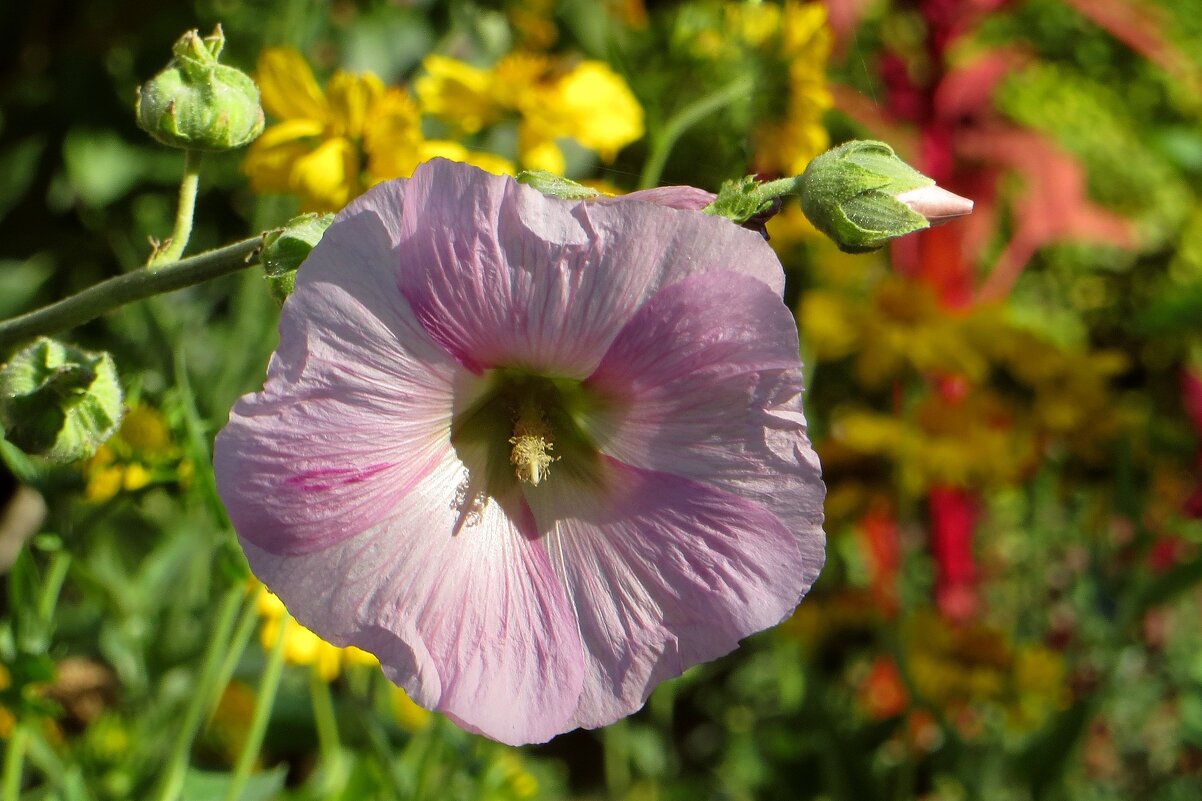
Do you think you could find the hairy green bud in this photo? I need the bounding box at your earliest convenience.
[136,25,264,152]
[0,338,123,463]
[798,140,972,253]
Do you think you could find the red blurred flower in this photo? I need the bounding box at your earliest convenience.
[929,485,978,621]
[860,500,901,616]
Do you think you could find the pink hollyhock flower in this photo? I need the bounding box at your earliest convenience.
[214,159,826,745]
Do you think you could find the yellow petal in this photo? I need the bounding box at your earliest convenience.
[415,56,502,133]
[326,70,386,139]
[121,464,151,492]
[494,52,554,111]
[256,48,329,124]
[365,89,425,180]
[418,140,515,176]
[518,128,565,174]
[315,643,342,681]
[290,137,361,211]
[255,586,286,618]
[553,61,644,161]
[342,645,379,668]
[243,120,327,194]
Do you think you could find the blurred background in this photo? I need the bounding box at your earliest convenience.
[2,0,1202,799]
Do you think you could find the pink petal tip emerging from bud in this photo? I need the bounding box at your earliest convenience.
[896,185,974,226]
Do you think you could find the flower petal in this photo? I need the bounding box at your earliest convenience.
[290,137,361,211]
[597,185,716,212]
[586,270,826,554]
[395,160,786,377]
[257,48,329,124]
[241,452,585,746]
[527,457,819,729]
[215,179,463,556]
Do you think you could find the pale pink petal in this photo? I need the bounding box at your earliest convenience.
[395,159,784,377]
[525,457,818,729]
[596,185,716,211]
[216,178,464,555]
[586,271,826,542]
[243,452,585,746]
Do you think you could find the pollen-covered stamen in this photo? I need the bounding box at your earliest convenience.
[509,400,558,486]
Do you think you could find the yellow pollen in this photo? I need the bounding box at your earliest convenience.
[509,402,558,486]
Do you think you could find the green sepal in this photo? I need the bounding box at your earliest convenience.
[260,212,335,304]
[703,176,777,225]
[0,338,123,463]
[798,140,934,253]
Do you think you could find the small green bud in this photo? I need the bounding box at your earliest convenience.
[516,171,602,201]
[0,338,123,463]
[798,140,972,253]
[260,213,335,303]
[136,25,264,152]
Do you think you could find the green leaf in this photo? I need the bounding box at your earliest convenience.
[178,766,288,801]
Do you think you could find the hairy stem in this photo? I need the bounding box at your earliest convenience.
[0,236,262,353]
[150,149,204,267]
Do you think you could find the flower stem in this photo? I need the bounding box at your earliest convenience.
[150,150,204,267]
[222,611,290,801]
[0,236,262,353]
[153,584,246,801]
[638,74,755,190]
[1,723,27,801]
[209,589,262,718]
[602,718,632,800]
[309,666,342,773]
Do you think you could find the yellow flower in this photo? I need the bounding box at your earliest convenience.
[82,405,181,503]
[245,49,387,211]
[414,56,502,135]
[255,584,378,681]
[549,61,644,161]
[247,49,514,210]
[391,686,432,732]
[417,53,643,173]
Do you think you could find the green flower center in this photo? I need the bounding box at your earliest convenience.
[450,369,608,494]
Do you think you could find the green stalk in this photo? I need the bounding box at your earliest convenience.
[154,584,246,801]
[0,236,262,352]
[412,716,446,801]
[602,718,632,800]
[35,551,71,625]
[1,724,27,801]
[150,149,204,267]
[309,667,343,781]
[209,591,262,718]
[222,612,290,801]
[638,74,755,190]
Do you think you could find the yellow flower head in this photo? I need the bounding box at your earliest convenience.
[82,404,181,503]
[417,53,643,173]
[245,49,384,210]
[255,584,378,681]
[414,56,503,134]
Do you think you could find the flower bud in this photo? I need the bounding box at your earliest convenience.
[0,338,123,463]
[136,25,265,151]
[798,140,972,253]
[260,213,335,303]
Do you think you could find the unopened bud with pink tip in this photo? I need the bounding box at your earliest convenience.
[797,140,973,252]
[895,185,974,226]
